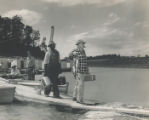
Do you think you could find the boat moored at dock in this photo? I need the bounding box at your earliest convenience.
[0,83,16,103]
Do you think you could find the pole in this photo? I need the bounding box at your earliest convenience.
[50,26,54,42]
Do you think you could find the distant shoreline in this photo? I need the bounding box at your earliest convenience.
[87,60,149,69]
[64,54,149,69]
[88,65,149,69]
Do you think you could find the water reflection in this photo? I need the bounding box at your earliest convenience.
[0,101,81,120]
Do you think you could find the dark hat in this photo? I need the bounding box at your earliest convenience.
[76,39,86,45]
[48,41,55,46]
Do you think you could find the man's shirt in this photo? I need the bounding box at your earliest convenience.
[43,48,61,75]
[43,49,60,65]
[70,48,89,74]
[26,56,35,68]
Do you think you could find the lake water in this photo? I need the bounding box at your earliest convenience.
[65,67,149,106]
[1,67,149,120]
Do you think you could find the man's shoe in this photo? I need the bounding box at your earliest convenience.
[53,96,62,99]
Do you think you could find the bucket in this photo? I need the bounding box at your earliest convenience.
[42,77,51,86]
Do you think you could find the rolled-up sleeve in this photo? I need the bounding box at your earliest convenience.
[43,52,50,65]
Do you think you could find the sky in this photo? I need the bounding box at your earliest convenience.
[0,0,149,58]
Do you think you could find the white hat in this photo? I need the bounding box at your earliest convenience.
[11,60,17,67]
[76,39,86,45]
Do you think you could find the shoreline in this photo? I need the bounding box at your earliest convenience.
[88,65,149,69]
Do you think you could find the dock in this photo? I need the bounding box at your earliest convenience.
[14,84,149,116]
[1,77,149,116]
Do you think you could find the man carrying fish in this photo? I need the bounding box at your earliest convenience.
[43,26,62,98]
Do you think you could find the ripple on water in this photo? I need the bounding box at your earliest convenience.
[78,110,148,120]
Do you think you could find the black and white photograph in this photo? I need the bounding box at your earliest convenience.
[0,0,149,120]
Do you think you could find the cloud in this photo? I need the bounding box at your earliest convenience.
[67,12,120,43]
[66,21,137,56]
[104,13,120,26]
[2,9,42,26]
[69,26,123,42]
[41,0,127,7]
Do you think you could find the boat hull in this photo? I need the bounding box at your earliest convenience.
[0,85,16,103]
[17,81,69,94]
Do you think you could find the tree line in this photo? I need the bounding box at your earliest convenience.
[87,54,149,60]
[0,15,44,59]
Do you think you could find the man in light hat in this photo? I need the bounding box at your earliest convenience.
[10,61,20,75]
[43,41,62,98]
[69,39,89,104]
[76,39,86,45]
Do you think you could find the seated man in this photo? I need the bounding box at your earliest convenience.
[10,65,20,75]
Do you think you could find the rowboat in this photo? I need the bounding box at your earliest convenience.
[0,73,69,94]
[0,74,27,80]
[0,79,16,103]
[17,80,69,94]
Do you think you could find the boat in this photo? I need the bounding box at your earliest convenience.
[1,75,69,94]
[0,73,69,94]
[17,80,69,94]
[0,79,16,103]
[0,73,27,80]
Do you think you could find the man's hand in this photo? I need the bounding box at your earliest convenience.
[72,51,77,56]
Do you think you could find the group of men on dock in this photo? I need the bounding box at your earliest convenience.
[10,27,89,104]
[42,38,89,104]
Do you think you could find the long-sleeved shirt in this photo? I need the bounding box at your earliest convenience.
[70,48,89,74]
